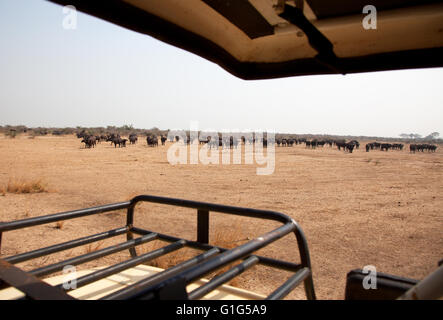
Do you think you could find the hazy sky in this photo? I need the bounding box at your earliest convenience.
[1,0,442,138]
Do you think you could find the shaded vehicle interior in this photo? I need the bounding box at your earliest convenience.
[47,0,443,79]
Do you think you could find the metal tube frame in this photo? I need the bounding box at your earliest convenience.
[0,194,316,300]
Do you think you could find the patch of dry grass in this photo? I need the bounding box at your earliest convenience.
[84,241,105,254]
[210,226,250,250]
[54,221,65,229]
[3,179,48,194]
[206,226,250,287]
[138,240,198,270]
[138,226,250,288]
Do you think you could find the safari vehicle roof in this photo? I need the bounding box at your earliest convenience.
[48,0,443,79]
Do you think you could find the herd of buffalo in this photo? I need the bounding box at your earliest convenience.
[77,131,163,148]
[76,131,438,154]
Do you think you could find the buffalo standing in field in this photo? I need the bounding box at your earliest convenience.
[410,144,437,153]
[349,140,360,149]
[112,137,127,148]
[147,135,158,147]
[161,135,167,146]
[380,143,392,151]
[81,135,97,148]
[335,140,357,153]
[373,142,381,150]
[229,136,239,149]
[345,142,355,153]
[366,142,403,152]
[335,141,346,151]
[304,139,326,149]
[129,134,138,145]
[311,140,318,148]
[281,139,287,147]
[366,142,381,151]
[104,134,126,148]
[106,134,121,145]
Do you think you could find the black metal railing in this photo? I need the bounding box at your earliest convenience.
[0,195,316,300]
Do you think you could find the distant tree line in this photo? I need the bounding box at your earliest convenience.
[0,125,441,144]
[0,125,168,138]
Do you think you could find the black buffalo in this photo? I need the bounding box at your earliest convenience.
[147,135,158,147]
[161,135,167,146]
[81,135,96,148]
[112,137,127,148]
[129,134,138,145]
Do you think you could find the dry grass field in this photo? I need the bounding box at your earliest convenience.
[0,134,442,300]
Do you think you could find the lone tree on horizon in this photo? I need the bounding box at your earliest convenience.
[424,132,440,140]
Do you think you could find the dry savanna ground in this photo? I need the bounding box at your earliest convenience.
[0,134,442,300]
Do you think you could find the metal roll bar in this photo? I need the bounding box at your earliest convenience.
[0,195,316,300]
